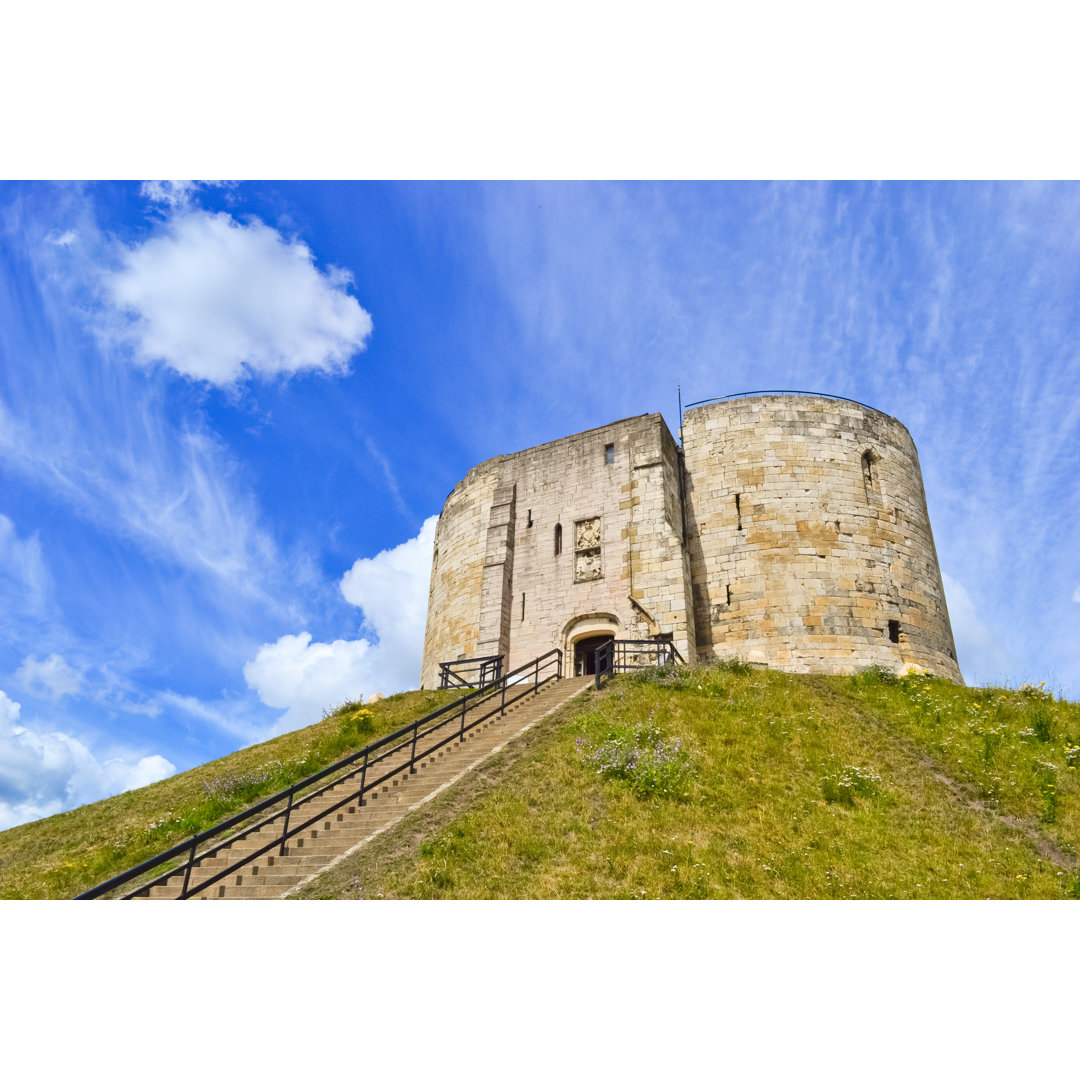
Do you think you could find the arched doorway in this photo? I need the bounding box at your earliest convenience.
[573,633,615,676]
[562,613,620,677]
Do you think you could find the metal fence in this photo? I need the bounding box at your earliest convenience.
[593,638,684,689]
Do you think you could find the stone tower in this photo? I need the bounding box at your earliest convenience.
[420,394,961,687]
[682,395,961,679]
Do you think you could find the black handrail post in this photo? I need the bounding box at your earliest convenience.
[180,837,197,899]
[410,718,419,773]
[534,658,539,695]
[501,677,506,716]
[358,749,369,807]
[279,790,294,857]
[459,697,467,742]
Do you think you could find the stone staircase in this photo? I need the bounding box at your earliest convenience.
[132,674,593,899]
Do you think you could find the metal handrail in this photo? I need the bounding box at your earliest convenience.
[593,638,684,690]
[77,648,563,900]
[438,655,503,689]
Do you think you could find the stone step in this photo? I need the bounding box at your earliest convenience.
[133,674,592,899]
[212,884,299,900]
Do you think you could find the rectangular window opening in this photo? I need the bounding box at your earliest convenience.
[526,509,533,528]
[604,443,614,465]
[726,584,732,605]
[735,493,743,531]
[888,619,900,644]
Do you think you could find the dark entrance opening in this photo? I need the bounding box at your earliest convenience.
[574,634,614,676]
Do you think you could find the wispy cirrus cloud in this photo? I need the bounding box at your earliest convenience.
[0,194,299,611]
[0,513,50,618]
[362,436,414,524]
[0,186,338,799]
[940,574,1014,689]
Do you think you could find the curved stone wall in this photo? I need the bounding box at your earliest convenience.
[420,465,498,689]
[682,395,961,679]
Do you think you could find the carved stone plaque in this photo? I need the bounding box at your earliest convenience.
[575,518,601,550]
[574,550,602,581]
[574,516,602,583]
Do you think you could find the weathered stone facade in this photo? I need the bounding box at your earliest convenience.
[420,395,962,687]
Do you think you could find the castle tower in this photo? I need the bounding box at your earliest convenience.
[420,414,695,688]
[420,394,962,686]
[682,394,961,679]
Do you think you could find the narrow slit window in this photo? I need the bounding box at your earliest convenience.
[862,450,875,489]
[888,619,900,644]
[735,493,743,530]
[604,443,614,465]
[554,522,562,556]
[527,509,533,528]
[726,584,732,605]
[521,592,526,621]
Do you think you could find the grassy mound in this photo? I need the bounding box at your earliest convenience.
[0,688,464,899]
[299,664,1080,899]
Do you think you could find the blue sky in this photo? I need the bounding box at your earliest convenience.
[1,179,1078,829]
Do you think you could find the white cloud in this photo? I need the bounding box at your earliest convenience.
[105,209,373,385]
[340,515,436,660]
[16,653,84,700]
[140,181,201,208]
[0,689,175,831]
[140,181,234,208]
[244,517,437,734]
[243,633,374,735]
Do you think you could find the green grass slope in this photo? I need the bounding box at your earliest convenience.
[297,664,1080,899]
[0,688,464,899]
